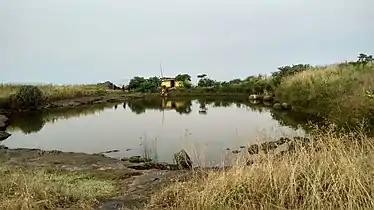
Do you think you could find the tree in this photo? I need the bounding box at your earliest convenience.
[357,53,374,64]
[198,78,216,87]
[197,74,207,79]
[128,76,146,90]
[175,74,191,82]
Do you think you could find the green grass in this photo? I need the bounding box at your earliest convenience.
[149,127,374,209]
[275,62,374,127]
[0,166,118,209]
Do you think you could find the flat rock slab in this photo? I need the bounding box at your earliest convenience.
[0,131,11,141]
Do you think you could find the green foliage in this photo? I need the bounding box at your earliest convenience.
[128,76,161,93]
[128,76,147,90]
[197,74,207,79]
[11,85,45,109]
[182,80,192,89]
[198,78,217,87]
[175,74,191,82]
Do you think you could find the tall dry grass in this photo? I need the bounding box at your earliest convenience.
[0,84,110,102]
[275,62,374,127]
[0,167,118,209]
[149,127,374,209]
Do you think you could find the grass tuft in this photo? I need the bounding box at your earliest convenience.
[0,167,118,209]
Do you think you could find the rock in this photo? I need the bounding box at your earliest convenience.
[249,94,263,100]
[275,137,292,145]
[248,144,259,155]
[174,149,193,170]
[0,145,8,149]
[120,157,129,161]
[0,115,9,130]
[101,149,120,154]
[129,156,142,163]
[273,103,282,110]
[0,131,11,141]
[261,142,278,154]
[281,103,292,110]
[127,162,171,170]
[231,149,240,154]
[263,95,274,101]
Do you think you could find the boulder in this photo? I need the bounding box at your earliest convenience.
[0,131,11,141]
[281,103,292,110]
[174,149,193,170]
[0,115,9,130]
[273,103,282,110]
[263,95,274,101]
[249,94,263,100]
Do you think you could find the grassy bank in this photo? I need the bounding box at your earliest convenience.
[0,84,111,102]
[149,127,374,209]
[275,62,374,128]
[0,167,118,209]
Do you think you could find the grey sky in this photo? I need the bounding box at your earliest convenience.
[1,0,373,84]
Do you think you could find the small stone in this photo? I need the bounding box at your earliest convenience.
[231,149,240,154]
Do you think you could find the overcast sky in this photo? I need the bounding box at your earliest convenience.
[1,0,373,84]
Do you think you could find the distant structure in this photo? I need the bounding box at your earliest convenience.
[159,63,182,90]
[161,77,182,89]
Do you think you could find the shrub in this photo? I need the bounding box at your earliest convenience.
[11,85,45,109]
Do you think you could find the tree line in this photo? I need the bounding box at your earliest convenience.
[126,53,373,94]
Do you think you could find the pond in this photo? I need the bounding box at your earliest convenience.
[2,97,320,167]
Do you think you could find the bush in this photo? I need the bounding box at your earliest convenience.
[11,85,45,109]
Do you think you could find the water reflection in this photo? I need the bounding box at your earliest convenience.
[4,97,326,166]
[7,97,321,136]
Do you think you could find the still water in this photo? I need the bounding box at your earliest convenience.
[3,98,317,166]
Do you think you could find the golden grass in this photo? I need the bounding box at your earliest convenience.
[149,127,374,209]
[0,83,111,101]
[275,62,374,125]
[0,167,118,209]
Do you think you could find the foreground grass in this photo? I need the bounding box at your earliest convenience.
[150,128,374,209]
[275,62,374,127]
[0,167,118,209]
[0,84,112,102]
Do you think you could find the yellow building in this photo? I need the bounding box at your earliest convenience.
[161,77,183,89]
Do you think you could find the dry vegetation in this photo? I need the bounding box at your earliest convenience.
[0,167,118,209]
[149,127,374,210]
[275,62,374,126]
[0,84,110,101]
